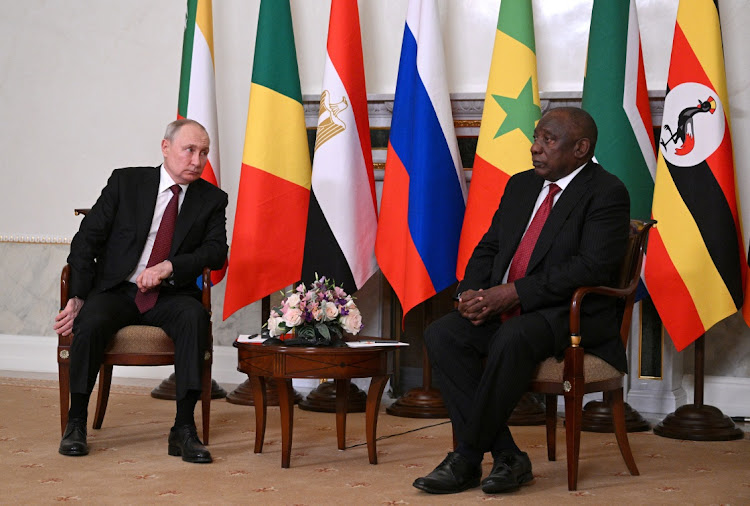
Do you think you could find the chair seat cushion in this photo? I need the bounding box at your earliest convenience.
[533,354,623,383]
[104,325,174,354]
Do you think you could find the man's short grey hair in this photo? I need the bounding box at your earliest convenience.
[164,118,209,142]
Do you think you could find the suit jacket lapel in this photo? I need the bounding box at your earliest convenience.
[136,170,160,248]
[525,162,594,273]
[171,181,203,255]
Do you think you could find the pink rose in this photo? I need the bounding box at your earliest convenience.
[323,301,339,321]
[340,310,362,335]
[283,307,303,327]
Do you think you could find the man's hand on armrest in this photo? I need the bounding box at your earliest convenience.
[53,297,84,337]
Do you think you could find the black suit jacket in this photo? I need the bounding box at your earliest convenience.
[67,166,229,300]
[457,161,630,371]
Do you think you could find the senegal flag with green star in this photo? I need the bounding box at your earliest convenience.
[456,0,540,279]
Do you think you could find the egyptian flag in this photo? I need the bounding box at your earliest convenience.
[375,0,467,318]
[177,0,226,284]
[644,0,747,351]
[223,0,311,319]
[455,0,540,280]
[301,0,377,294]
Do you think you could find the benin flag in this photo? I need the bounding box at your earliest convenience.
[645,0,747,351]
[582,0,656,221]
[223,0,311,319]
[455,0,540,279]
[177,0,226,285]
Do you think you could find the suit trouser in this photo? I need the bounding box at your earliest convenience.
[425,309,556,452]
[69,283,209,402]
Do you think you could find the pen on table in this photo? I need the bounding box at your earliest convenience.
[730,416,750,423]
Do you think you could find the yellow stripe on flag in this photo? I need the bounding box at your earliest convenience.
[677,2,728,105]
[651,157,737,326]
[475,30,538,175]
[196,0,215,61]
[242,83,311,190]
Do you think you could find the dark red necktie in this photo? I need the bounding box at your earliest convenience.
[135,184,180,313]
[503,183,560,319]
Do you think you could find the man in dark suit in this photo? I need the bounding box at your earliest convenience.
[413,107,630,494]
[52,119,228,463]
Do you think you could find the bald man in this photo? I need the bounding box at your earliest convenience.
[413,108,630,495]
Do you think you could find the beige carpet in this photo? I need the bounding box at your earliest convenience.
[2,376,749,505]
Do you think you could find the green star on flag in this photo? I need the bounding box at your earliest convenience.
[491,77,540,141]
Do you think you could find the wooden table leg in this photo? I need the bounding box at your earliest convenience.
[335,379,350,450]
[275,378,294,468]
[249,375,267,454]
[366,375,389,464]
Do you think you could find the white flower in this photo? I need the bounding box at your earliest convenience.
[340,311,363,335]
[323,301,339,321]
[267,315,285,337]
[283,307,303,327]
[286,293,301,308]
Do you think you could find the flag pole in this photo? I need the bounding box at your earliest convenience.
[653,335,742,440]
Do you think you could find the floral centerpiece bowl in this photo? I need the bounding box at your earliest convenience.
[265,276,363,347]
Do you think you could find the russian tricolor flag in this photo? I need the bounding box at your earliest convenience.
[375,0,467,319]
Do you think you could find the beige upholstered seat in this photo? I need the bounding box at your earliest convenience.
[528,219,654,490]
[56,265,214,444]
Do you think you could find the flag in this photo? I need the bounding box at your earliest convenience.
[644,0,747,351]
[581,0,656,300]
[223,0,311,319]
[374,0,467,318]
[301,0,377,294]
[455,0,541,280]
[178,0,227,285]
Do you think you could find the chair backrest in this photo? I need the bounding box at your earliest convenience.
[616,219,655,346]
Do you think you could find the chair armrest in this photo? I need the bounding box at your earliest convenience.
[569,283,638,346]
[201,267,211,312]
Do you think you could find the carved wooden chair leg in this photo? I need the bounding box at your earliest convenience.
[59,362,71,435]
[545,393,557,461]
[93,365,114,429]
[564,388,584,491]
[610,387,639,475]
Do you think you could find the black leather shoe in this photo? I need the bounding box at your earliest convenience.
[481,450,533,494]
[413,452,482,494]
[168,425,212,464]
[59,418,89,456]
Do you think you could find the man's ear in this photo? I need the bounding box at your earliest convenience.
[574,138,591,159]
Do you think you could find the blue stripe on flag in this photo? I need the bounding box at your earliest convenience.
[388,26,466,293]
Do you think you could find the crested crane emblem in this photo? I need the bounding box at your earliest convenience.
[660,82,724,168]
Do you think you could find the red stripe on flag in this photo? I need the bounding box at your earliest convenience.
[645,228,705,351]
[326,0,376,207]
[456,155,510,279]
[223,165,310,319]
[375,144,436,318]
[667,24,712,91]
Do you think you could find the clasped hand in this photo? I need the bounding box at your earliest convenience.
[136,260,173,292]
[458,284,520,326]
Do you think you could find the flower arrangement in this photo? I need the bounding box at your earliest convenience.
[266,276,363,345]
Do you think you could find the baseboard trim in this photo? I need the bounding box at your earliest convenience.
[681,374,750,417]
[0,334,246,386]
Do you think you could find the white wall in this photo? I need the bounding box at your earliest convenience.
[0,0,696,243]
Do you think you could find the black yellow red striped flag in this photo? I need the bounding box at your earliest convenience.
[645,0,747,351]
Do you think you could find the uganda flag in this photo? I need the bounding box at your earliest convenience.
[177,0,226,285]
[223,0,311,319]
[645,0,747,351]
[455,0,540,280]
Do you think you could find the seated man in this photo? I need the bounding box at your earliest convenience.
[53,118,228,463]
[413,107,630,494]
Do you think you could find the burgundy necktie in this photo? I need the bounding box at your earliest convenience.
[503,183,561,320]
[135,184,180,313]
